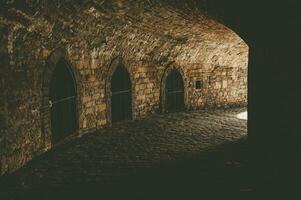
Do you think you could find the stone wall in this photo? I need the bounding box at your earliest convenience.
[0,22,9,174]
[0,0,248,175]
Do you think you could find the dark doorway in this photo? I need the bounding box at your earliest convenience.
[111,65,132,123]
[165,69,184,113]
[50,59,77,144]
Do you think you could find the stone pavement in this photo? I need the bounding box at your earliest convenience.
[1,108,254,200]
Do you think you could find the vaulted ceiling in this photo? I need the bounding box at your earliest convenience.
[2,0,301,145]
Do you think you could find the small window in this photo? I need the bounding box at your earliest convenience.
[195,80,203,89]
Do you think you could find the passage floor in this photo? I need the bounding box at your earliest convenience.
[0,108,257,199]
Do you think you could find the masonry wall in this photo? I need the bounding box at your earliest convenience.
[0,22,9,174]
[0,0,248,175]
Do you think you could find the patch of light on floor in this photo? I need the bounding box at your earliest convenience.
[236,111,247,120]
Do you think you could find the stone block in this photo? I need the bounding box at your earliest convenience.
[222,80,227,88]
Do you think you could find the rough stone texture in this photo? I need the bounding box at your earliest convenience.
[0,108,248,198]
[0,22,9,175]
[0,0,248,175]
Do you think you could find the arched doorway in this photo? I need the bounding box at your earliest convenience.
[50,59,77,144]
[111,65,132,123]
[165,69,185,113]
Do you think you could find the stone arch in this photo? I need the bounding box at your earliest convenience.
[160,64,188,114]
[105,57,136,125]
[41,48,82,149]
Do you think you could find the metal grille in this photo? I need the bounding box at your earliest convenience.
[50,60,77,144]
[111,65,132,122]
[166,69,184,112]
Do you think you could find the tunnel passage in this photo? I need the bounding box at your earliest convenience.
[0,0,249,175]
[111,65,132,123]
[50,59,77,144]
[165,69,185,113]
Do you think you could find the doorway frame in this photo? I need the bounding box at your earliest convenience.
[160,64,188,114]
[41,48,81,149]
[105,57,135,125]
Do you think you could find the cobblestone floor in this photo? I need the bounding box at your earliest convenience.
[1,108,254,200]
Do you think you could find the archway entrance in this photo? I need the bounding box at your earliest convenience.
[50,59,77,144]
[111,65,132,123]
[165,69,184,113]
